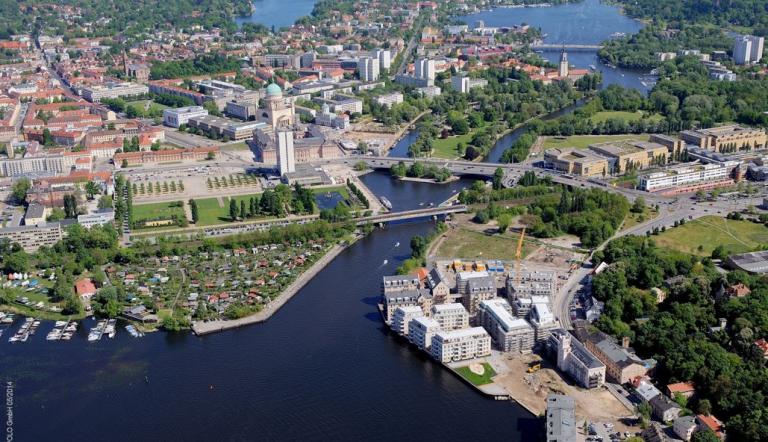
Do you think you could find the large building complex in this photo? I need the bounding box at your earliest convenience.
[391,305,425,337]
[409,316,441,350]
[506,269,557,299]
[80,81,149,102]
[358,57,380,82]
[680,125,767,152]
[431,303,469,331]
[451,75,488,93]
[162,106,208,128]
[733,35,764,65]
[578,329,649,384]
[543,148,608,177]
[478,298,535,353]
[430,327,492,363]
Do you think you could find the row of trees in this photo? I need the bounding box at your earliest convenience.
[389,161,452,182]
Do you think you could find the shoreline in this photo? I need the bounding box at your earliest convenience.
[191,237,356,335]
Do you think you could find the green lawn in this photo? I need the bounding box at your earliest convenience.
[194,197,232,226]
[589,111,663,124]
[432,131,474,159]
[455,363,497,386]
[654,216,768,256]
[541,134,652,150]
[435,227,535,260]
[312,185,350,199]
[622,207,659,231]
[132,201,185,223]
[127,100,168,115]
[222,141,251,151]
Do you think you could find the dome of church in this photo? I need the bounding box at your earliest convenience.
[266,83,282,97]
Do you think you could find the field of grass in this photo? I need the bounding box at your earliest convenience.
[194,196,231,226]
[654,215,768,256]
[455,363,497,386]
[132,201,185,223]
[222,141,251,151]
[541,134,652,150]
[312,186,350,199]
[622,207,659,231]
[432,131,474,159]
[434,227,536,260]
[127,100,168,115]
[589,111,663,124]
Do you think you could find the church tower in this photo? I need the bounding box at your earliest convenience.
[558,48,569,78]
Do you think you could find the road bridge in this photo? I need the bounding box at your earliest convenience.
[530,44,603,51]
[355,205,467,226]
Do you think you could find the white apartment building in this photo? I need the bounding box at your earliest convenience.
[506,269,557,299]
[417,86,441,98]
[414,58,436,84]
[478,298,536,353]
[391,305,425,337]
[431,303,469,331]
[638,164,729,192]
[531,301,559,344]
[734,35,764,65]
[0,222,63,252]
[409,316,441,350]
[162,106,209,128]
[430,327,492,363]
[358,57,380,82]
[374,92,403,108]
[373,49,392,70]
[0,154,65,177]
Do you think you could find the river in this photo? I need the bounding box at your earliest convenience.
[2,1,649,440]
[235,0,317,29]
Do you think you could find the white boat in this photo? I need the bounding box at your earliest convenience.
[383,259,388,265]
[379,196,392,210]
[106,319,117,338]
[395,242,400,247]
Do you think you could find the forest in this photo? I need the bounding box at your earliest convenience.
[591,236,768,441]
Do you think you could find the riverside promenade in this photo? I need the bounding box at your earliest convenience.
[191,240,351,335]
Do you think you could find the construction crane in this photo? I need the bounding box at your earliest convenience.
[512,227,526,293]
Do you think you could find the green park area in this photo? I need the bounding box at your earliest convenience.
[455,363,497,386]
[132,201,185,227]
[126,100,169,117]
[622,206,659,231]
[541,134,652,150]
[431,131,475,159]
[434,226,536,260]
[222,141,251,151]
[588,111,663,124]
[654,216,768,256]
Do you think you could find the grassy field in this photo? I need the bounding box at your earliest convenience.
[312,185,350,199]
[622,207,659,231]
[455,363,497,386]
[432,131,474,159]
[654,215,768,256]
[194,196,233,226]
[132,201,185,223]
[434,226,536,260]
[222,141,251,151]
[127,100,168,115]
[541,134,652,150]
[589,111,663,124]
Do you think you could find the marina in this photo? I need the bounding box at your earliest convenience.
[88,319,107,342]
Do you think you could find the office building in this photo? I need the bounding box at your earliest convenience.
[546,394,577,442]
[77,209,115,229]
[588,140,669,174]
[358,57,380,82]
[543,148,608,177]
[550,329,606,389]
[277,129,296,176]
[431,303,469,331]
[579,329,649,384]
[478,298,535,353]
[80,81,149,102]
[162,106,208,128]
[430,327,492,363]
[680,125,767,152]
[638,164,731,193]
[451,75,488,93]
[0,222,63,252]
[391,306,425,336]
[409,316,440,350]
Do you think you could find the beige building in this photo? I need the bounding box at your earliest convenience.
[544,148,608,177]
[588,140,668,174]
[0,222,63,252]
[430,327,492,363]
[680,125,767,153]
[408,316,440,350]
[431,303,469,331]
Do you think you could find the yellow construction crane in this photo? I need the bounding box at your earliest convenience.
[513,227,526,291]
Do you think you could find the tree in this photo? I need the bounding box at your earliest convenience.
[691,430,720,442]
[2,251,28,273]
[631,196,645,214]
[240,200,247,220]
[229,199,238,221]
[410,235,428,259]
[492,167,504,190]
[697,399,712,416]
[11,177,30,203]
[84,181,99,200]
[189,199,199,223]
[121,159,129,168]
[497,214,512,233]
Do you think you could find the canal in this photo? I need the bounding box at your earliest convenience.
[1,1,651,440]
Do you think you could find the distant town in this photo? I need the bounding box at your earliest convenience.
[2,0,768,440]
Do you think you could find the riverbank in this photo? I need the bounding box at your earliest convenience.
[191,237,358,335]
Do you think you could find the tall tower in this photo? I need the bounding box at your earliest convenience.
[558,48,569,78]
[277,129,295,176]
[264,83,295,129]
